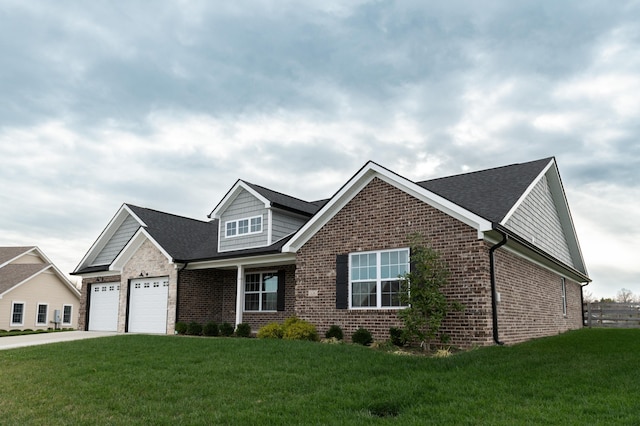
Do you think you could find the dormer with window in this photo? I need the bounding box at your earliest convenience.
[209,180,324,253]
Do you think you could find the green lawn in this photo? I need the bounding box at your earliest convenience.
[1,329,639,425]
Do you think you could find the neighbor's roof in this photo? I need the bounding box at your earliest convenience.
[418,157,553,223]
[0,263,50,294]
[0,246,36,266]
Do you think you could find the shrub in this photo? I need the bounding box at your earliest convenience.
[203,322,219,337]
[236,323,252,338]
[352,328,373,346]
[283,317,318,341]
[220,322,234,337]
[186,321,202,336]
[175,322,188,335]
[257,322,284,339]
[389,327,406,347]
[325,325,344,340]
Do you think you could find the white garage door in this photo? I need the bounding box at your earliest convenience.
[128,277,169,334]
[88,283,120,332]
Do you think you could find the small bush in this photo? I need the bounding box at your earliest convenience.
[352,328,373,346]
[175,322,188,335]
[203,322,219,337]
[283,318,318,341]
[257,322,284,339]
[389,327,406,347]
[220,322,234,337]
[236,323,252,338]
[186,321,202,336]
[325,325,344,340]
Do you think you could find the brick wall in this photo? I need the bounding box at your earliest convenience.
[295,177,494,348]
[242,264,296,333]
[495,248,583,344]
[177,264,297,334]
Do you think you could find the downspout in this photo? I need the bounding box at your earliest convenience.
[490,230,508,346]
[175,262,188,329]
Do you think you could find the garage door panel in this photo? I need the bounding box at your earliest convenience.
[128,277,169,334]
[88,283,120,332]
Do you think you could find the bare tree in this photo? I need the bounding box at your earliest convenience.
[582,290,596,303]
[616,288,635,303]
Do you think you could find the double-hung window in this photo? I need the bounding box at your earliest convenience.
[561,277,567,316]
[244,272,278,312]
[350,248,409,309]
[226,216,262,238]
[36,304,48,325]
[63,305,73,325]
[11,302,25,326]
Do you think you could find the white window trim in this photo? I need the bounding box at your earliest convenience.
[349,248,410,310]
[36,303,49,326]
[10,301,26,327]
[225,215,263,238]
[561,277,567,316]
[62,304,73,325]
[243,270,278,313]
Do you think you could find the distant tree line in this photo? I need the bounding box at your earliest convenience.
[583,288,640,304]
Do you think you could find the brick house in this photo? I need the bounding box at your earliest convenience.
[72,157,590,347]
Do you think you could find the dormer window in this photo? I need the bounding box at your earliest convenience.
[226,216,262,238]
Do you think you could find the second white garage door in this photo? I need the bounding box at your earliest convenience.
[128,277,169,334]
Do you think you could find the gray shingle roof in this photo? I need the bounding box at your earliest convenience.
[0,263,49,294]
[79,158,554,269]
[126,205,218,261]
[0,247,35,265]
[244,182,323,216]
[417,157,552,223]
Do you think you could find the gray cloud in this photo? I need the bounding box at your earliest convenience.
[1,0,639,296]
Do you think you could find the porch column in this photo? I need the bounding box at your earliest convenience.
[235,264,244,328]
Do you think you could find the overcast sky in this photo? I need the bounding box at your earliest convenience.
[1,1,639,299]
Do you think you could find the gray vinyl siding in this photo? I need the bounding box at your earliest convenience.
[505,175,574,267]
[272,211,307,242]
[91,215,140,266]
[219,190,269,251]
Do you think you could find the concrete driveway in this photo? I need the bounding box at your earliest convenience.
[0,331,118,350]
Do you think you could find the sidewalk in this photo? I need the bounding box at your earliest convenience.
[0,331,118,350]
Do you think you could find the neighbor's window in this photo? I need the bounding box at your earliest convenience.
[244,272,278,311]
[11,302,25,326]
[63,305,73,325]
[350,248,409,309]
[225,216,262,238]
[561,277,567,316]
[36,304,48,325]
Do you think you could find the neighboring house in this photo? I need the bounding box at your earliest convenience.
[72,157,590,347]
[0,246,81,331]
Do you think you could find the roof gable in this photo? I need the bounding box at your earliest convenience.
[283,161,493,253]
[209,180,321,219]
[0,246,80,298]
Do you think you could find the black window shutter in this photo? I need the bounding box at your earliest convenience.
[277,270,286,311]
[336,254,349,309]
